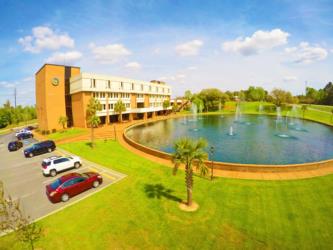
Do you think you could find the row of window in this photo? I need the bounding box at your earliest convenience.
[149,103,163,107]
[92,92,168,99]
[92,92,130,99]
[101,103,131,111]
[89,79,170,93]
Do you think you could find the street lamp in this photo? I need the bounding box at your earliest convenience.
[209,146,215,181]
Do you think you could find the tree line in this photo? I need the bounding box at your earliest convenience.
[0,100,36,129]
[182,83,333,112]
[299,82,333,105]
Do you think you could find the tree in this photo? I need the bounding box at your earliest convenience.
[86,98,101,148]
[191,97,204,113]
[163,100,170,115]
[301,104,308,119]
[58,116,68,129]
[184,90,193,101]
[198,88,227,112]
[114,100,126,122]
[87,114,100,148]
[172,137,208,207]
[246,86,266,101]
[172,102,179,113]
[270,88,293,107]
[0,181,42,250]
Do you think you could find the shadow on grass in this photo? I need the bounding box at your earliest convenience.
[144,184,182,202]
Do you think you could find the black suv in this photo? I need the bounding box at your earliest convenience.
[8,141,23,152]
[24,140,56,158]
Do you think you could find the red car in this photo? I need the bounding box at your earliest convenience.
[46,172,103,203]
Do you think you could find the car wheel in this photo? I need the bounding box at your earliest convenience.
[61,193,69,202]
[93,181,100,188]
[48,148,52,153]
[29,152,33,158]
[50,169,57,177]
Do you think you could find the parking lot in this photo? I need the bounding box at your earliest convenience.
[0,132,126,221]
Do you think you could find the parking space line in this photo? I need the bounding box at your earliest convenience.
[87,166,117,180]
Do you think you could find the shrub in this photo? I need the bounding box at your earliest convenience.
[263,105,276,113]
[51,129,57,133]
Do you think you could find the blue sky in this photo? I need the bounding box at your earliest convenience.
[0,0,333,105]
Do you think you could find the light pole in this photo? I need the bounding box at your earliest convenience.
[209,146,215,181]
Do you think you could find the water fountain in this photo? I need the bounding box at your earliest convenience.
[234,102,241,122]
[189,103,198,122]
[276,106,283,123]
[258,103,263,114]
[229,126,234,136]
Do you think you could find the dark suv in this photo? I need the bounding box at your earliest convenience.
[17,132,34,140]
[24,140,56,158]
[8,141,23,152]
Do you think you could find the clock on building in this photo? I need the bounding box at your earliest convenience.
[51,77,60,86]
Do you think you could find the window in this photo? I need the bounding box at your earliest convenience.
[90,79,96,88]
[103,104,106,110]
[63,179,76,188]
[110,104,114,109]
[73,177,86,184]
[149,86,152,92]
[121,82,123,89]
[132,83,134,90]
[108,80,111,89]
[141,84,144,91]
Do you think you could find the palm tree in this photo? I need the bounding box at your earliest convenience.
[301,104,308,119]
[86,98,101,148]
[172,137,208,207]
[58,116,68,129]
[87,114,100,148]
[114,99,126,123]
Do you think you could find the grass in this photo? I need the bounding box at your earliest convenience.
[1,102,333,249]
[46,128,87,141]
[1,140,333,249]
[0,119,37,135]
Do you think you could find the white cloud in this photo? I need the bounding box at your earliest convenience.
[283,76,298,82]
[153,48,160,54]
[158,74,186,83]
[46,51,82,64]
[285,42,328,64]
[186,66,197,71]
[222,29,289,56]
[18,26,74,53]
[125,61,141,69]
[90,43,131,64]
[0,81,15,89]
[175,40,203,56]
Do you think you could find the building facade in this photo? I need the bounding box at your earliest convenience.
[36,64,171,131]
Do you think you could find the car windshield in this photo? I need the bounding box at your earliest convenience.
[50,179,62,190]
[42,161,51,167]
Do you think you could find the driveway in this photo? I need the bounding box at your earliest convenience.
[0,132,126,221]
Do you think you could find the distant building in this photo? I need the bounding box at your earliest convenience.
[35,64,171,131]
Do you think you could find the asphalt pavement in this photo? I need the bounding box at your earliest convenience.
[0,132,126,221]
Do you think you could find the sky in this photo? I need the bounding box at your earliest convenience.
[0,0,333,106]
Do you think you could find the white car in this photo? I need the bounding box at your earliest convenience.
[41,155,82,177]
[15,129,32,137]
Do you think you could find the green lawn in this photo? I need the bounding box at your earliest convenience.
[309,104,333,113]
[1,140,333,249]
[46,128,87,141]
[0,119,37,135]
